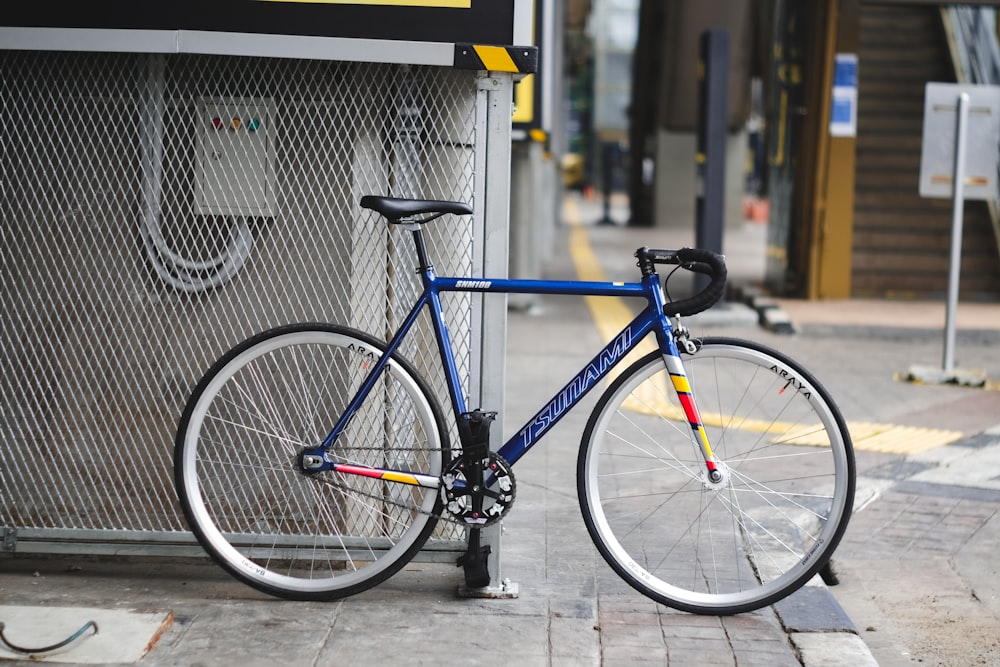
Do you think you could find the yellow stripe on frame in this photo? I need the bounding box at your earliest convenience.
[670,375,691,394]
[696,425,715,459]
[473,45,518,72]
[258,0,471,7]
[381,471,421,485]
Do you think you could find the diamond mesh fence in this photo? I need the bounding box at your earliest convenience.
[1,51,482,552]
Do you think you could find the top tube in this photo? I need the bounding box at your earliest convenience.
[433,274,649,299]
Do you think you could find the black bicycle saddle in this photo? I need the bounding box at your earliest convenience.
[361,195,473,221]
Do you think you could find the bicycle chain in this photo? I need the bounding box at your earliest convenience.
[308,449,514,527]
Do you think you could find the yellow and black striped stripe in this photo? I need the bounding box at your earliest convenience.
[454,43,538,73]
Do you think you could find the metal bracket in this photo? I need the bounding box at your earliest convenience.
[476,75,503,91]
[458,577,520,600]
[2,526,16,552]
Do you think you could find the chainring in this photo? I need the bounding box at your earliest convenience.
[440,452,516,526]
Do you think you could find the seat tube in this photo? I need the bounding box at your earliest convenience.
[405,224,466,414]
[424,277,470,420]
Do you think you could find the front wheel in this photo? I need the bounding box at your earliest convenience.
[578,337,855,615]
[175,324,449,600]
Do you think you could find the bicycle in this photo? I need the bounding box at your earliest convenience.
[174,195,855,615]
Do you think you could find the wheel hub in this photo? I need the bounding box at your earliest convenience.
[701,462,730,490]
[297,448,329,474]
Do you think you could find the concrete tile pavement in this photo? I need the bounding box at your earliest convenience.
[566,193,1000,666]
[830,426,1000,666]
[497,287,823,667]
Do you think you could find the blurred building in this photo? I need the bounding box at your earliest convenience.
[622,0,1000,300]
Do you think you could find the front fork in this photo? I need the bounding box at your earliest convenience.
[665,317,724,484]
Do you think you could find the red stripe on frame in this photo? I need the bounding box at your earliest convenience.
[333,463,383,480]
[677,393,701,425]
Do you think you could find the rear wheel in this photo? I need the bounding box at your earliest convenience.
[175,323,449,600]
[578,337,855,614]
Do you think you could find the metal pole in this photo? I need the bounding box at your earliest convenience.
[471,72,517,598]
[943,92,970,373]
[694,29,729,295]
[394,65,423,199]
[598,141,617,225]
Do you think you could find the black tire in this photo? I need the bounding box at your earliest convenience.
[175,323,449,600]
[578,337,855,614]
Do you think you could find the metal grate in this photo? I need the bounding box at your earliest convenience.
[0,51,481,550]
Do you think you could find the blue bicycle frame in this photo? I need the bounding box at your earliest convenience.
[308,226,720,482]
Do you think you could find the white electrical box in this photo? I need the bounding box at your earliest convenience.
[194,97,277,216]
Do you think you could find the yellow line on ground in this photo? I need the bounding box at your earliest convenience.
[846,423,964,454]
[561,196,962,455]
[564,197,649,349]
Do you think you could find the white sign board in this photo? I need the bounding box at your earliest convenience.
[919,82,1000,201]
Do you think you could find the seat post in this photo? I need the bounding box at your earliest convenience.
[408,225,433,272]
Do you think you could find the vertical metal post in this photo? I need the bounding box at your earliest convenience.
[139,54,166,255]
[393,65,424,198]
[466,72,517,598]
[694,29,729,294]
[943,92,969,373]
[598,141,618,225]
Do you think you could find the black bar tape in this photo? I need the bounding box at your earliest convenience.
[662,248,727,317]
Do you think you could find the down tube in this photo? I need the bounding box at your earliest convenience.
[497,308,660,466]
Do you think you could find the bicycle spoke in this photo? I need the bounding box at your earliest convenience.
[176,325,448,600]
[579,340,854,614]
